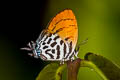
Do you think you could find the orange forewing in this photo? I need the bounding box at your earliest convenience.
[47,9,78,48]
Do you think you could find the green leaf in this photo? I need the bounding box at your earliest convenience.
[36,63,66,80]
[84,52,120,80]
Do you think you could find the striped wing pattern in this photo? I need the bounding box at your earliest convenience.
[36,9,78,61]
[47,9,78,48]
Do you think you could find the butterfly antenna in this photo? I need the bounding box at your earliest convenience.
[20,47,32,51]
[27,42,32,48]
[28,53,34,56]
[20,41,34,51]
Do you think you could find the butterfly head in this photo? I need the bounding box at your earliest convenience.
[21,41,47,60]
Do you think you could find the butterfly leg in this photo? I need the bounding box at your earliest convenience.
[70,56,75,62]
[60,58,65,64]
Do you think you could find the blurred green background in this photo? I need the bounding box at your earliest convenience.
[1,0,120,80]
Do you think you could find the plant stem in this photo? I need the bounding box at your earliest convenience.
[67,58,81,80]
[66,58,108,80]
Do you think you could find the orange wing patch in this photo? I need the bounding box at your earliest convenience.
[47,9,78,48]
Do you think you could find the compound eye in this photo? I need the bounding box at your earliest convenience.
[37,49,42,57]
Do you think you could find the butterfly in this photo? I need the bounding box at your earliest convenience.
[21,9,80,64]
